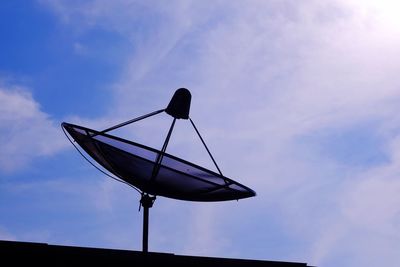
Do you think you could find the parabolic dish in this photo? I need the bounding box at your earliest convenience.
[62,122,256,202]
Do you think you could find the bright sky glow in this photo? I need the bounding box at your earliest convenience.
[1,1,400,267]
[351,0,400,30]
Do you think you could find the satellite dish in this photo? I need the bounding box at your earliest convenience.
[62,88,256,252]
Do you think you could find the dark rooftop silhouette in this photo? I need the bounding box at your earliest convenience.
[0,240,314,266]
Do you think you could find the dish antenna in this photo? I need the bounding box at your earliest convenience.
[62,88,255,252]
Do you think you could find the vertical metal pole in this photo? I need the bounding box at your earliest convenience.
[140,120,175,253]
[143,204,149,253]
[140,194,155,253]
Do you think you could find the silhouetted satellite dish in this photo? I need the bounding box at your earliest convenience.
[62,88,255,252]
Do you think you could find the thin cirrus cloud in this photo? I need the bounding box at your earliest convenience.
[20,0,400,266]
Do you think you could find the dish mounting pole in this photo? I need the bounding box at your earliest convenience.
[140,193,155,253]
[141,115,176,253]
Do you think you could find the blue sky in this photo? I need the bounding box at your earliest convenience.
[1,1,400,266]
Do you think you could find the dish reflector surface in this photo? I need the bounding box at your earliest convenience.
[63,122,255,201]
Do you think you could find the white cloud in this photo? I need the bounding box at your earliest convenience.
[0,85,68,172]
[182,205,230,256]
[309,144,400,266]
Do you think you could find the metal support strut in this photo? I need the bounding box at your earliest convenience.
[151,118,176,182]
[140,193,156,253]
[189,118,223,177]
[92,109,165,137]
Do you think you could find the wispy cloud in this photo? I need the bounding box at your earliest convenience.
[0,84,68,172]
